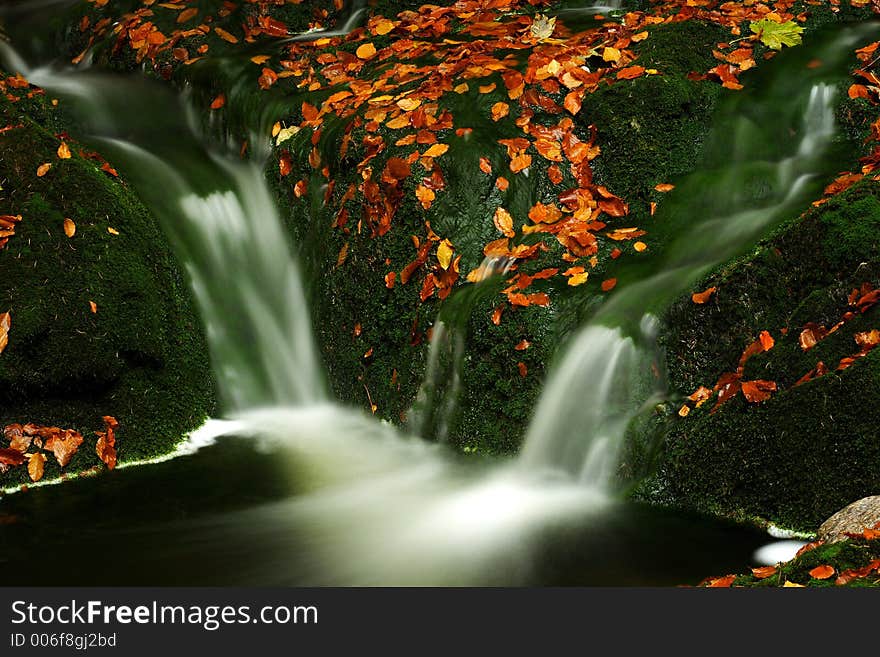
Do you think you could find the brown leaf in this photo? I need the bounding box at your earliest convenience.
[44,429,84,467]
[493,207,515,237]
[0,311,10,355]
[95,416,117,470]
[617,66,645,80]
[741,379,776,403]
[692,287,716,304]
[751,565,777,579]
[27,452,46,482]
[356,43,377,60]
[809,564,835,580]
[707,574,736,587]
[0,447,25,467]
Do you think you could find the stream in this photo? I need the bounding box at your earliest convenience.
[1,5,874,585]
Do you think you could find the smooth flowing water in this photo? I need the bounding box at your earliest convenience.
[0,11,873,584]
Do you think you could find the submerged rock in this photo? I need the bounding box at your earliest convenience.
[819,496,880,543]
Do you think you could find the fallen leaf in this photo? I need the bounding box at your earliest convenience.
[708,574,736,588]
[57,142,72,159]
[63,218,76,238]
[491,102,509,122]
[437,239,453,270]
[37,163,52,177]
[692,287,716,304]
[530,14,556,41]
[750,19,803,50]
[517,362,528,377]
[0,447,25,467]
[601,278,617,292]
[654,183,674,192]
[423,143,449,158]
[210,94,226,110]
[0,311,10,355]
[634,241,647,252]
[95,416,118,470]
[741,380,777,403]
[751,565,777,579]
[27,452,46,482]
[493,207,515,237]
[43,429,84,467]
[89,301,97,314]
[809,565,835,580]
[356,43,377,60]
[783,581,805,588]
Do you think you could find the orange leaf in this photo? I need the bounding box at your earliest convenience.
[707,574,736,588]
[634,241,647,252]
[493,207,515,237]
[214,27,239,43]
[384,272,396,289]
[617,66,645,80]
[0,311,11,356]
[517,362,528,377]
[654,183,674,192]
[741,379,776,403]
[692,287,716,304]
[177,7,198,23]
[37,163,51,177]
[809,565,835,580]
[510,153,532,173]
[89,300,97,314]
[210,94,226,110]
[57,142,72,159]
[491,102,509,122]
[27,452,45,482]
[423,143,449,158]
[44,429,84,467]
[415,184,435,209]
[751,565,777,579]
[356,43,377,60]
[601,278,617,292]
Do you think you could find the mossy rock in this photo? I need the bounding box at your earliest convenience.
[0,84,214,486]
[648,180,880,531]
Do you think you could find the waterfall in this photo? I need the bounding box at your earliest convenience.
[5,51,326,411]
[518,75,842,486]
[2,20,875,583]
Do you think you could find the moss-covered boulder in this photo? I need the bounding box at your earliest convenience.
[648,180,880,530]
[0,74,214,486]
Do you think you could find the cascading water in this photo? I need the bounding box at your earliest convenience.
[518,26,870,488]
[1,19,875,584]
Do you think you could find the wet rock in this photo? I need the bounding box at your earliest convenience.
[818,496,880,543]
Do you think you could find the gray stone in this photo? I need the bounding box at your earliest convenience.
[818,495,880,543]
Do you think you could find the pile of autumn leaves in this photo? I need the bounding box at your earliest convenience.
[679,283,880,417]
[0,416,118,484]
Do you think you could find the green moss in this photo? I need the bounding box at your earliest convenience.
[727,535,880,588]
[578,74,720,227]
[649,180,880,531]
[634,20,730,76]
[0,87,214,486]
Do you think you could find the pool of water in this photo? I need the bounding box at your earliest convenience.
[0,436,768,587]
